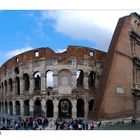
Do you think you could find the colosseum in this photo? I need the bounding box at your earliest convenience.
[0,45,106,119]
[1,12,140,121]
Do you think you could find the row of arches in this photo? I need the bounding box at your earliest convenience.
[0,69,96,96]
[0,77,20,96]
[0,99,94,118]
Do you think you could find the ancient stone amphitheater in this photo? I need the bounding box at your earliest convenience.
[0,45,106,119]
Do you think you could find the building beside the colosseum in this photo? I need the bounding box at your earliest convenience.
[1,12,140,121]
[0,45,106,120]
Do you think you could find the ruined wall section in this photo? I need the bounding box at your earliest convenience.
[0,46,106,74]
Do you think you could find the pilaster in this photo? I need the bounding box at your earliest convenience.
[29,99,34,116]
[72,99,77,119]
[41,72,46,94]
[53,98,58,118]
[84,72,89,89]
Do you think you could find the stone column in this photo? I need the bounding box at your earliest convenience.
[95,73,99,89]
[53,98,59,118]
[3,84,5,99]
[71,71,77,89]
[8,82,11,97]
[84,72,89,89]
[19,76,24,95]
[12,101,16,115]
[20,100,24,116]
[3,101,5,114]
[6,82,9,98]
[53,71,58,92]
[29,99,34,116]
[84,98,88,119]
[41,72,46,94]
[13,79,17,96]
[29,75,34,95]
[41,99,46,117]
[5,83,8,98]
[72,99,77,119]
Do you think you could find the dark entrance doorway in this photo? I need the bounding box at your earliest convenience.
[15,101,20,115]
[59,99,72,118]
[46,100,53,117]
[9,101,13,115]
[89,99,94,112]
[34,99,41,117]
[77,99,84,117]
[5,102,8,114]
[24,100,30,116]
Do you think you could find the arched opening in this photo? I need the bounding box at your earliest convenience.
[88,99,94,114]
[4,80,7,95]
[88,71,96,88]
[5,101,8,114]
[46,71,53,89]
[34,99,41,117]
[58,99,72,119]
[9,101,13,115]
[15,101,20,115]
[34,50,39,57]
[24,100,30,116]
[9,78,13,92]
[23,73,30,91]
[46,100,53,117]
[14,67,19,74]
[76,70,84,87]
[77,99,84,117]
[15,77,20,95]
[34,72,41,91]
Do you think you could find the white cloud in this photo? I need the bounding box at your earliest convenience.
[6,46,33,58]
[41,10,140,51]
[56,48,66,53]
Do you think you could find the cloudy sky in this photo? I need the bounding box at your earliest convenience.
[0,10,140,66]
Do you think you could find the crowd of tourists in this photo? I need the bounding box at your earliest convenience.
[0,116,102,130]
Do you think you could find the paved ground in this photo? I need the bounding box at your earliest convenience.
[95,122,140,130]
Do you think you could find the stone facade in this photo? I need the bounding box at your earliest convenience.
[0,45,106,119]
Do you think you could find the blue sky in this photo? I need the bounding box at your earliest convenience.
[0,10,140,66]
